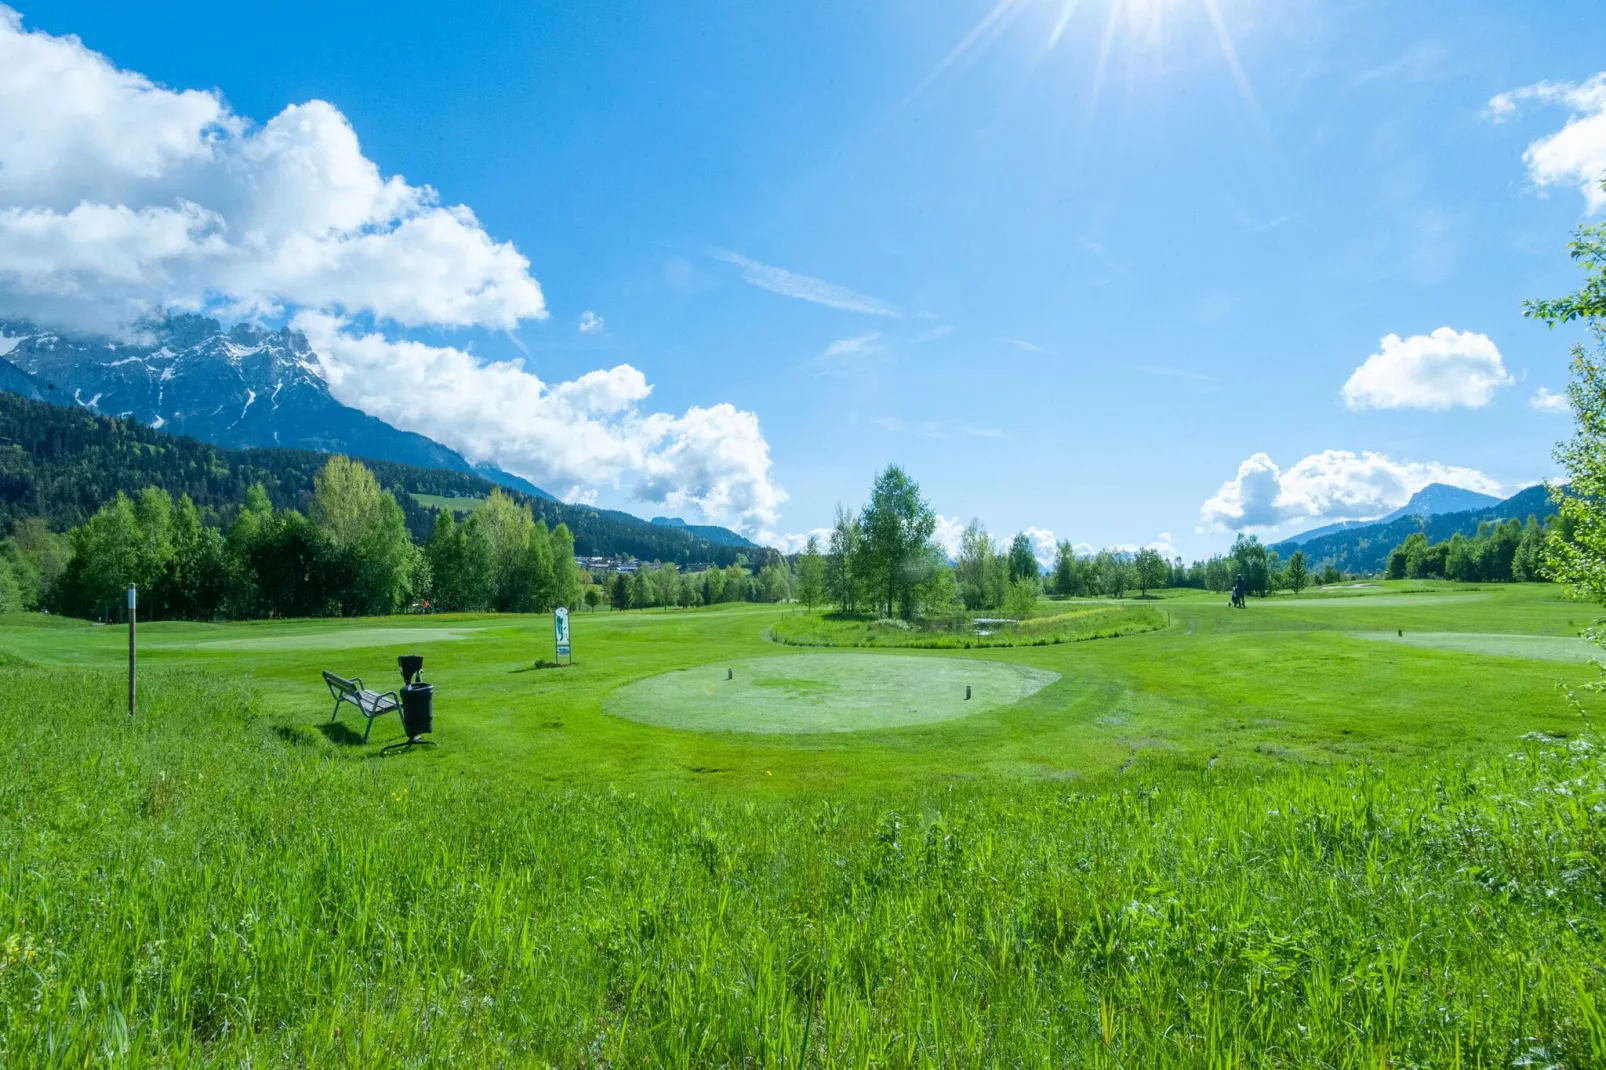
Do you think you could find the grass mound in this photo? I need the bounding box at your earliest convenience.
[770,603,1166,648]
[3,665,1604,1063]
[604,652,1060,733]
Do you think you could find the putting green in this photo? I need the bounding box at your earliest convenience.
[605,653,1060,734]
[1351,631,1596,662]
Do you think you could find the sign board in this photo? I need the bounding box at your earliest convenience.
[127,585,137,610]
[554,606,571,660]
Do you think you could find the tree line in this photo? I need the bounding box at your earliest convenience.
[593,560,793,612]
[781,467,1359,621]
[22,456,584,620]
[10,449,1557,626]
[1383,516,1553,582]
[0,390,749,565]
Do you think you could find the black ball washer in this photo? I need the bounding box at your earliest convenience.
[385,654,437,753]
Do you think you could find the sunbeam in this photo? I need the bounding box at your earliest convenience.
[901,0,1264,134]
[1199,0,1265,123]
[1087,0,1125,125]
[897,0,1031,111]
[1048,0,1086,48]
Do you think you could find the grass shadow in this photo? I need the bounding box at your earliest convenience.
[271,723,314,746]
[316,720,367,746]
[510,660,574,673]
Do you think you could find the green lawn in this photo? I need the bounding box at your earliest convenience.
[2,582,1604,1062]
[407,491,486,514]
[605,651,1059,733]
[2,581,1586,790]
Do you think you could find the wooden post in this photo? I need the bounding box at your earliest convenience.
[127,584,136,718]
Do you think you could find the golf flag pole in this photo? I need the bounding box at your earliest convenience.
[127,583,136,718]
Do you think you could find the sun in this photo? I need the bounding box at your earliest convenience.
[1052,0,1183,47]
[901,0,1259,119]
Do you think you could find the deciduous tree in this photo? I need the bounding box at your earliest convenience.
[1007,533,1039,587]
[1133,547,1167,597]
[858,465,937,617]
[795,535,825,609]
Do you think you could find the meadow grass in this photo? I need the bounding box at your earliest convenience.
[2,582,1604,1063]
[407,492,486,514]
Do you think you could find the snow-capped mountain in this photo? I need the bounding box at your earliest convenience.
[0,315,550,498]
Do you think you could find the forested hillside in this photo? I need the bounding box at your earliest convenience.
[0,391,752,564]
[1270,484,1559,573]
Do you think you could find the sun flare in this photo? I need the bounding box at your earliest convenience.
[905,0,1259,118]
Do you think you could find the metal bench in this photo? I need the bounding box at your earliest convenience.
[322,670,399,743]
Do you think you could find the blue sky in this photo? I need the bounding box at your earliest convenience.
[4,0,1605,559]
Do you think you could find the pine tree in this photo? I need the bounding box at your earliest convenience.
[1285,550,1309,594]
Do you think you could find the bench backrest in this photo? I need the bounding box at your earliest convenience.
[323,670,359,696]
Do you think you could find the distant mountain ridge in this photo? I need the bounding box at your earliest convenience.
[1378,483,1503,523]
[0,315,553,499]
[0,314,757,551]
[1271,484,1558,573]
[0,389,762,567]
[1279,483,1506,547]
[650,515,757,549]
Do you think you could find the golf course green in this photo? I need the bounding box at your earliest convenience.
[605,652,1060,733]
[0,579,1591,787]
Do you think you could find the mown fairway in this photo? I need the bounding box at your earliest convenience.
[3,582,1604,1064]
[1,580,1587,789]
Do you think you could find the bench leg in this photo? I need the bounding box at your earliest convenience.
[331,700,342,722]
[363,713,375,744]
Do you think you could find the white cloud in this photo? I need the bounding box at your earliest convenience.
[1022,526,1057,568]
[933,514,967,559]
[0,9,545,333]
[578,310,603,334]
[818,332,882,360]
[1341,328,1512,410]
[562,486,599,506]
[0,9,789,534]
[295,314,787,535]
[715,251,898,317]
[875,416,1005,440]
[1201,449,1503,531]
[1148,532,1177,557]
[1000,337,1046,353]
[1488,73,1606,212]
[1530,387,1570,413]
[762,528,834,555]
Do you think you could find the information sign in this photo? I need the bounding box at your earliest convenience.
[555,606,571,661]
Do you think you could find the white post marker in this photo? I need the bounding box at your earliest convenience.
[127,584,137,718]
[555,606,572,665]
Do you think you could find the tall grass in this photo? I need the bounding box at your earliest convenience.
[2,666,1604,1064]
[770,604,1165,649]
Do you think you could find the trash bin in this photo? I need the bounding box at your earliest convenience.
[400,682,434,738]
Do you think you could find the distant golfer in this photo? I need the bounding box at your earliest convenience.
[1230,573,1246,609]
